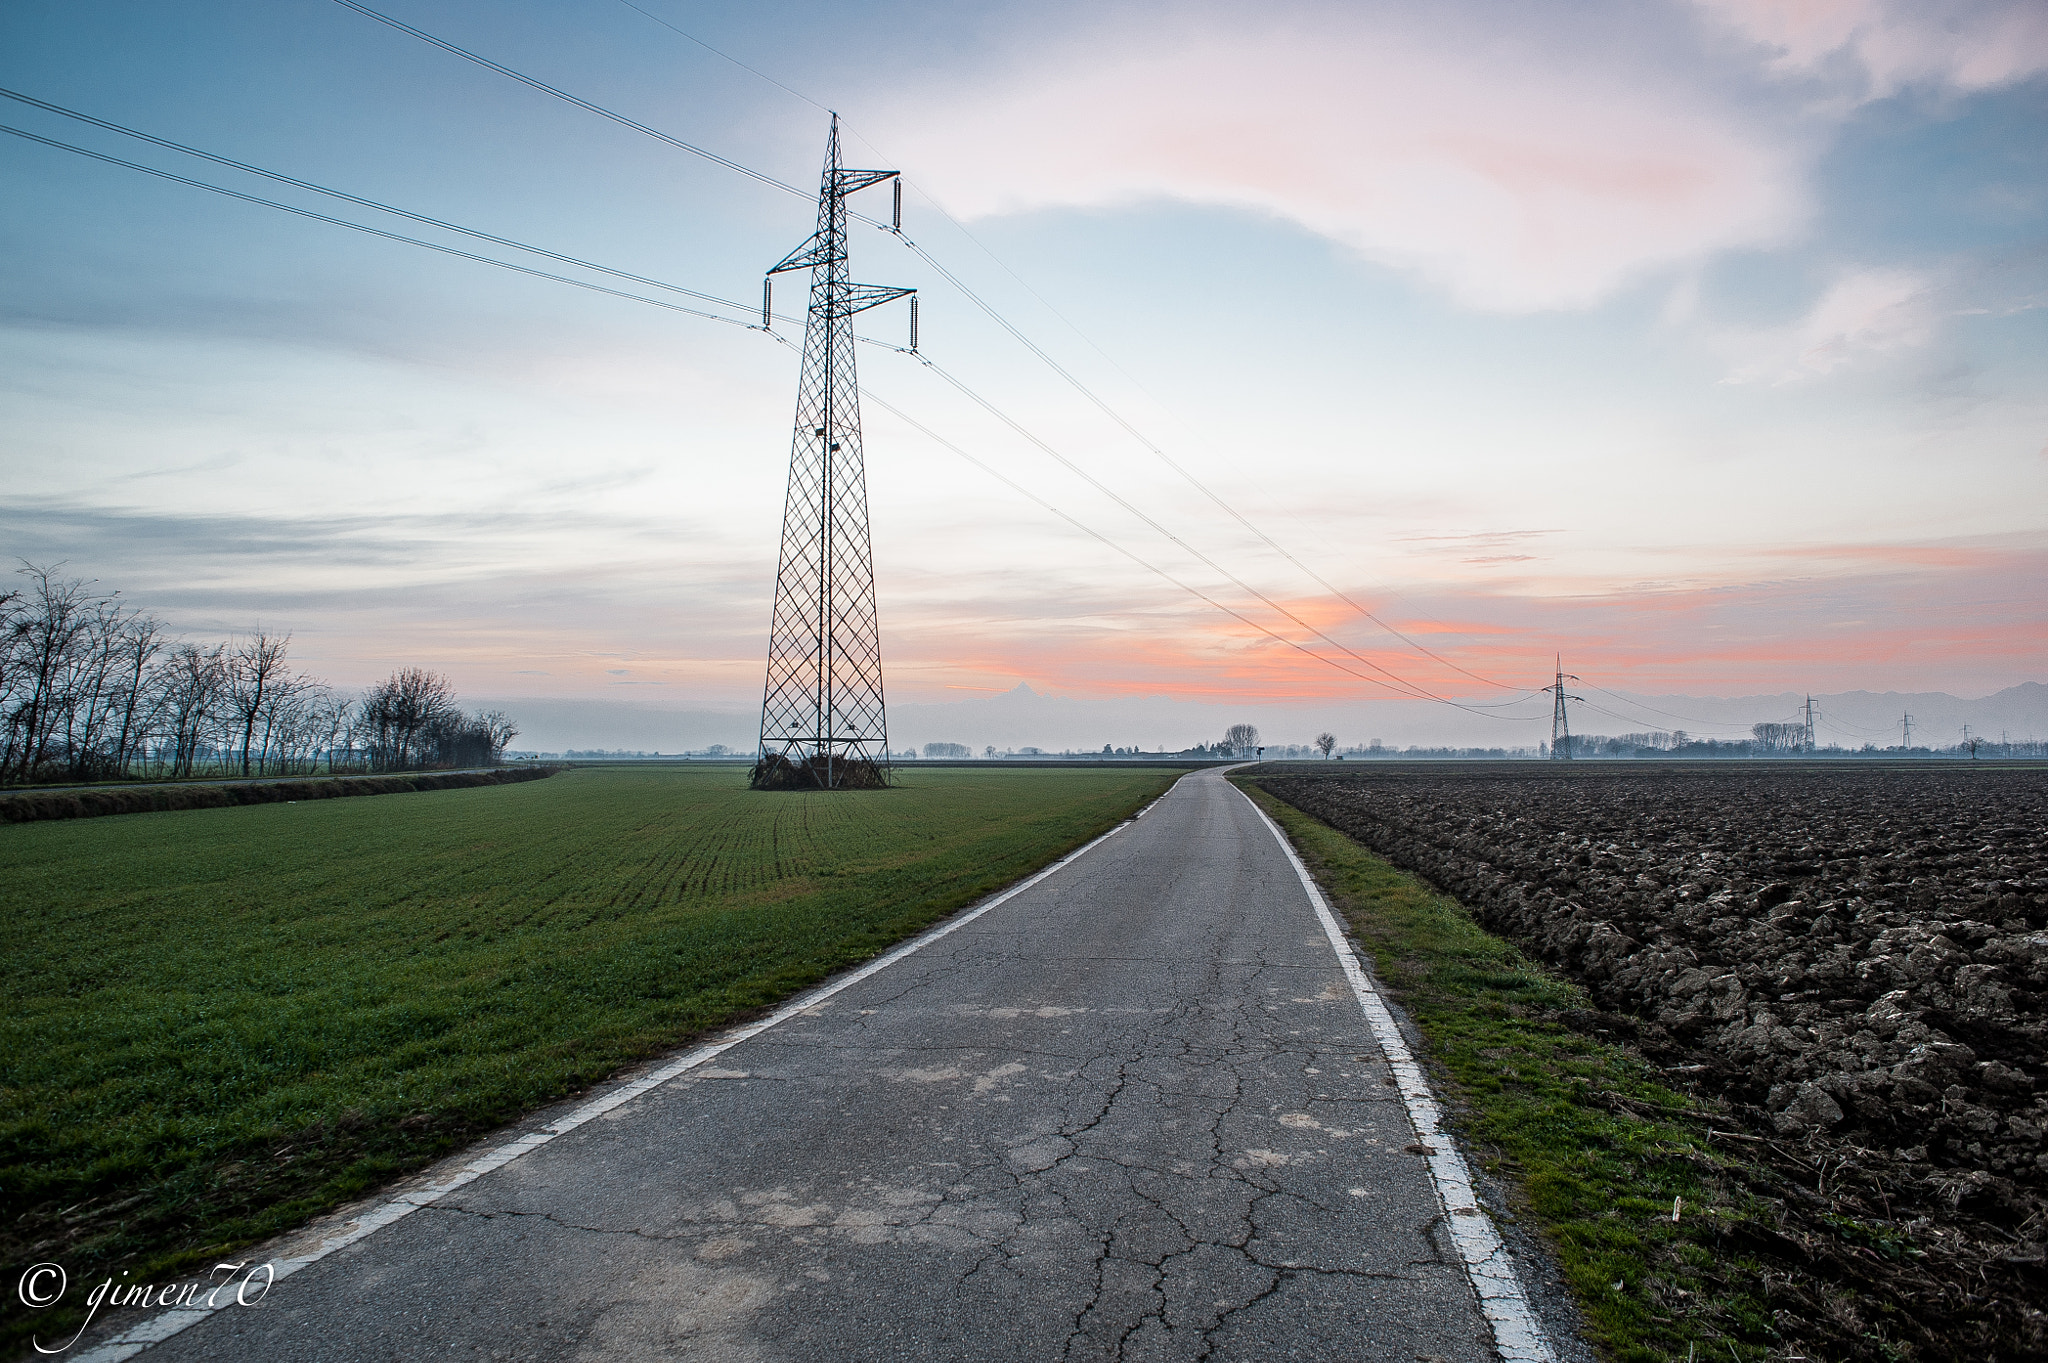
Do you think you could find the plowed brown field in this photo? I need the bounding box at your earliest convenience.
[1257,760,2047,1362]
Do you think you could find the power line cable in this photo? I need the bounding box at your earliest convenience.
[1581,682,1761,732]
[1821,714,1900,740]
[911,354,1538,718]
[13,104,1550,722]
[350,0,1526,695]
[856,375,1528,706]
[332,0,812,202]
[609,0,829,115]
[915,348,1449,699]
[602,0,1502,690]
[889,232,1525,692]
[1571,696,1753,739]
[605,0,1134,388]
[605,0,1134,363]
[0,122,758,330]
[0,86,794,321]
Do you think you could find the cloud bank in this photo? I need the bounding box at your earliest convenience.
[877,11,1808,311]
[1693,0,2048,100]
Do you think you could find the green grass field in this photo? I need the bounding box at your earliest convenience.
[1,764,1176,1348]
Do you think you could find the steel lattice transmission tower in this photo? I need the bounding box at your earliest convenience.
[1544,654,1582,761]
[750,116,915,791]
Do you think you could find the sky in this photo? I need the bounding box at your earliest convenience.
[3,0,2045,751]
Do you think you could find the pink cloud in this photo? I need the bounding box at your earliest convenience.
[1694,0,2048,99]
[873,15,1806,311]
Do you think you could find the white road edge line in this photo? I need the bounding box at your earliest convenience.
[1240,787,1558,1363]
[72,781,1181,1363]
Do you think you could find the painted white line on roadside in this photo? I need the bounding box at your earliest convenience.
[71,780,1182,1363]
[1240,787,1558,1363]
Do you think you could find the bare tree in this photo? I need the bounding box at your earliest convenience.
[158,643,227,778]
[0,585,24,723]
[1223,723,1261,757]
[360,667,458,770]
[406,706,505,769]
[109,614,168,775]
[0,563,537,784]
[1315,731,1336,759]
[0,585,26,775]
[1752,722,1805,754]
[0,569,182,781]
[5,564,99,782]
[255,672,321,774]
[303,687,354,773]
[64,598,154,780]
[481,710,519,758]
[227,632,293,776]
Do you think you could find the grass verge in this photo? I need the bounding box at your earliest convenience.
[2,764,1176,1355]
[1239,779,1786,1363]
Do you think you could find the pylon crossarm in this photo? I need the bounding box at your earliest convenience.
[832,168,897,195]
[767,232,839,276]
[829,283,914,318]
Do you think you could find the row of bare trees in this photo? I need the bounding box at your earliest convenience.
[2,564,516,785]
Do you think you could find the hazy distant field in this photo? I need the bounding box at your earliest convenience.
[0,764,1177,1343]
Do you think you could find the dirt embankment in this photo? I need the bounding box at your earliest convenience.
[1258,761,2048,1361]
[0,766,556,823]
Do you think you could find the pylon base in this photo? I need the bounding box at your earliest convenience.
[749,751,890,791]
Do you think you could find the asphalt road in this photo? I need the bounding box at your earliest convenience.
[130,767,1510,1361]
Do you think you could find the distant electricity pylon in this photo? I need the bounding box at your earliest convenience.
[750,116,916,791]
[1802,694,1818,753]
[1901,711,1914,747]
[1544,655,1581,760]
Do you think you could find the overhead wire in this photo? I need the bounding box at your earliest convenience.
[0,122,759,330]
[0,86,791,321]
[17,25,1570,722]
[776,81,1507,696]
[595,2,1522,695]
[1821,713,1906,741]
[1580,682,1756,736]
[331,0,812,202]
[911,354,1542,716]
[603,0,1133,374]
[857,379,1525,706]
[1571,697,1753,740]
[4,55,1613,733]
[882,231,1526,692]
[6,108,1540,715]
[609,0,830,115]
[343,0,1531,698]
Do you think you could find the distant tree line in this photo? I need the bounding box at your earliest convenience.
[1339,743,1542,759]
[906,729,1348,761]
[1,564,516,785]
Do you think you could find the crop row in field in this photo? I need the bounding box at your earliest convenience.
[0,763,1177,1352]
[1255,761,2048,1363]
